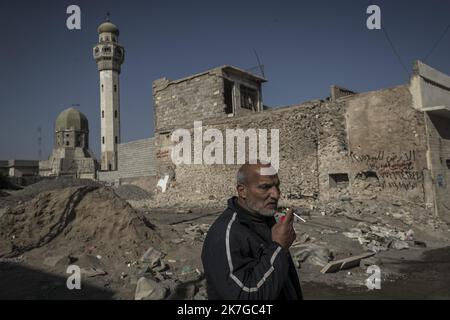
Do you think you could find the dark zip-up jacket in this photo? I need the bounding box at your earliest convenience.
[201,197,303,300]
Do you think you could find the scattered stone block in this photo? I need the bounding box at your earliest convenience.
[321,252,375,273]
[135,277,167,300]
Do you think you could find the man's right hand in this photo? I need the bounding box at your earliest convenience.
[272,208,296,250]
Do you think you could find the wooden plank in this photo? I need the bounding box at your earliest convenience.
[320,252,376,274]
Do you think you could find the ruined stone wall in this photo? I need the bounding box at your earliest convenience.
[156,102,321,202]
[316,100,351,200]
[343,85,428,202]
[425,113,450,222]
[409,61,450,221]
[154,87,430,206]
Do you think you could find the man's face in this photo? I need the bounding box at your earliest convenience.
[239,167,281,217]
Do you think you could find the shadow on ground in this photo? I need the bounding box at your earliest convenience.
[0,262,115,299]
[302,246,450,300]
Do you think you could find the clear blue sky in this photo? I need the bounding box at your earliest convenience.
[1,0,450,160]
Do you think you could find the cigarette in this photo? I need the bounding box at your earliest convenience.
[293,212,306,223]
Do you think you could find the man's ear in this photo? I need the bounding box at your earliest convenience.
[237,184,247,199]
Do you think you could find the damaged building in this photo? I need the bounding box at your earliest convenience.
[148,61,450,224]
[57,20,449,225]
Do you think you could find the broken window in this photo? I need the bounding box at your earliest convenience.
[240,85,257,110]
[224,79,234,114]
[329,173,349,188]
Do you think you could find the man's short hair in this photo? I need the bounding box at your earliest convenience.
[236,160,272,185]
[236,170,246,185]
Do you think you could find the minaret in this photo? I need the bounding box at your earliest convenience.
[93,19,124,171]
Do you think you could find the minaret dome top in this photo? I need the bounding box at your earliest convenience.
[97,21,119,35]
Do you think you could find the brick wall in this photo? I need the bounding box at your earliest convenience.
[155,101,321,202]
[152,86,431,207]
[153,69,225,133]
[98,137,156,182]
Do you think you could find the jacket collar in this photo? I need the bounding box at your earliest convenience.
[227,196,276,228]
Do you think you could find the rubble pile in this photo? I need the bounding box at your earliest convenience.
[342,223,416,252]
[305,196,447,234]
[291,243,334,268]
[183,224,210,242]
[129,189,221,211]
[130,246,206,300]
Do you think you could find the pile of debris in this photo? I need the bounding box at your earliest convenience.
[291,242,334,268]
[342,222,422,252]
[131,183,223,211]
[183,224,210,242]
[168,223,211,245]
[132,246,206,300]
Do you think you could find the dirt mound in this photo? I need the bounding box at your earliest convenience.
[0,177,102,209]
[0,186,161,267]
[114,184,153,201]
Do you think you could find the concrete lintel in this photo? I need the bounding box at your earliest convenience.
[414,60,450,89]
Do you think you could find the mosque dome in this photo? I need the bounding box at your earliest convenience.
[55,107,89,132]
[97,21,119,35]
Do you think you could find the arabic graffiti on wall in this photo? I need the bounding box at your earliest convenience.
[350,150,422,191]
